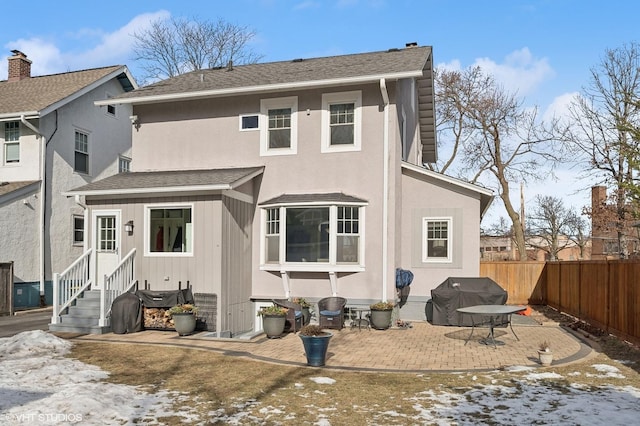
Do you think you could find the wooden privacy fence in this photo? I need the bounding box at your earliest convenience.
[480,260,640,346]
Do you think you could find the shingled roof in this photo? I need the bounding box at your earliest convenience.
[0,66,135,116]
[106,45,433,104]
[65,167,264,197]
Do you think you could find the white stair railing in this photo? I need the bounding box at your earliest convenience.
[99,248,137,327]
[52,249,93,325]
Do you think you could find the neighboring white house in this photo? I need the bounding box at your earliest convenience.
[61,44,493,335]
[0,50,137,307]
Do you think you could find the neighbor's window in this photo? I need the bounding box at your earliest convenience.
[74,131,89,174]
[263,204,363,267]
[4,121,20,164]
[239,114,259,131]
[321,91,361,153]
[422,217,452,262]
[148,206,193,255]
[73,215,84,245]
[118,156,131,173]
[260,97,297,156]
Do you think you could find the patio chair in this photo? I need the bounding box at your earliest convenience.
[272,299,303,333]
[318,297,347,330]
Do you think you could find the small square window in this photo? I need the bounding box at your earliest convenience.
[240,114,259,131]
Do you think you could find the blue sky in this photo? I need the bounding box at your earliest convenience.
[2,0,638,224]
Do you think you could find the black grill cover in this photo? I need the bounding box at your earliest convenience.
[136,288,193,307]
[430,277,508,326]
[111,292,143,334]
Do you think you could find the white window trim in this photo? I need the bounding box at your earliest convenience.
[3,121,20,165]
[422,217,453,263]
[260,96,298,156]
[239,113,259,131]
[105,92,116,117]
[144,202,195,257]
[321,91,362,153]
[260,204,365,273]
[74,128,91,175]
[72,214,84,246]
[118,155,131,173]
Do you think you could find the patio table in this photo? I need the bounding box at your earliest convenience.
[456,305,526,348]
[348,307,370,331]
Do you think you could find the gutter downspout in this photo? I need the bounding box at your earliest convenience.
[20,115,46,301]
[379,79,390,302]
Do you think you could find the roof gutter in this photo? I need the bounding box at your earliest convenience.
[96,71,422,106]
[379,78,390,303]
[20,115,46,300]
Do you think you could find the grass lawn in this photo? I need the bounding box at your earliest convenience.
[69,333,640,425]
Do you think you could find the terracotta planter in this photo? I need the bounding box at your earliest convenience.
[300,332,332,366]
[172,313,196,336]
[370,309,393,330]
[262,314,286,338]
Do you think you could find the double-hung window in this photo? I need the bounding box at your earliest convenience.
[260,97,297,156]
[422,217,452,262]
[73,215,84,245]
[262,203,364,270]
[4,121,20,164]
[321,91,362,153]
[74,131,89,174]
[147,205,193,256]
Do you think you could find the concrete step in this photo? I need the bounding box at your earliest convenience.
[49,323,111,334]
[57,314,99,326]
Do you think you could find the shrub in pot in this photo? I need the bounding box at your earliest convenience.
[538,341,553,366]
[167,304,199,336]
[258,305,288,338]
[299,324,332,367]
[369,301,394,330]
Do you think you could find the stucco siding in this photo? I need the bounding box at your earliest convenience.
[46,79,132,278]
[0,188,39,282]
[400,170,482,299]
[0,122,41,182]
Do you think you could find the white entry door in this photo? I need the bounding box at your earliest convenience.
[92,210,121,289]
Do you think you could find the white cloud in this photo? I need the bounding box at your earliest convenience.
[437,48,555,97]
[79,11,171,68]
[1,11,170,79]
[543,91,578,123]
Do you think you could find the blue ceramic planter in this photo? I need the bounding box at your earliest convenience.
[300,332,332,366]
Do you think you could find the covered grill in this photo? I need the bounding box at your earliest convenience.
[429,277,508,326]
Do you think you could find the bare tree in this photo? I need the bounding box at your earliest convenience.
[526,195,588,260]
[132,16,262,83]
[566,42,640,258]
[434,66,565,260]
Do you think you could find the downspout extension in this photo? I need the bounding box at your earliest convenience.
[21,115,46,303]
[379,79,390,302]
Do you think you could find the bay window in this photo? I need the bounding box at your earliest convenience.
[262,203,364,269]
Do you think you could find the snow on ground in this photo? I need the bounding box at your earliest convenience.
[1,331,640,425]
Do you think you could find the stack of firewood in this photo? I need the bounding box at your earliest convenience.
[143,307,175,329]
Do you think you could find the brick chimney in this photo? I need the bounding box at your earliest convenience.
[8,50,31,82]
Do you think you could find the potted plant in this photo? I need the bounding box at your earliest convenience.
[369,301,394,330]
[299,324,332,366]
[293,297,312,325]
[538,341,553,366]
[258,305,288,338]
[167,304,199,336]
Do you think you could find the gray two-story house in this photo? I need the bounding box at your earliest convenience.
[57,44,492,335]
[0,51,136,309]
